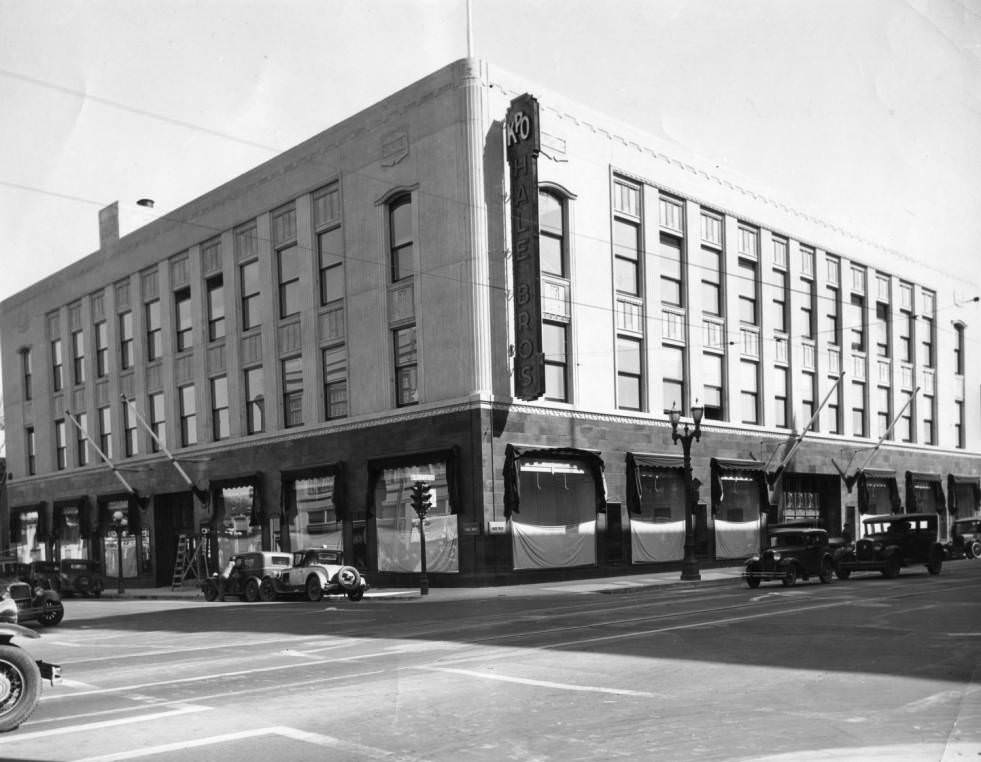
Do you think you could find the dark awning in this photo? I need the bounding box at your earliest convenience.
[857,471,901,514]
[626,452,684,514]
[947,474,980,515]
[504,444,606,517]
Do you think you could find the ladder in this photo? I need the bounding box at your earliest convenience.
[171,535,210,590]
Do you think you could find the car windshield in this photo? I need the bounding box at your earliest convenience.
[34,563,59,572]
[64,561,93,570]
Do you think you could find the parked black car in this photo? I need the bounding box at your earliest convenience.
[0,578,64,627]
[835,513,944,579]
[946,517,981,560]
[201,551,293,602]
[743,525,835,588]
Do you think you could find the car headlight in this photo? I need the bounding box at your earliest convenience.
[771,552,781,561]
[873,543,883,551]
[748,555,760,563]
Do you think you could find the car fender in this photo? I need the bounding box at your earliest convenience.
[0,623,40,642]
[37,590,62,605]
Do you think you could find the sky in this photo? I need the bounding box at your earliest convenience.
[1,0,980,451]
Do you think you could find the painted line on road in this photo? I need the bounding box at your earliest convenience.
[0,703,211,744]
[70,725,418,762]
[57,634,333,665]
[417,666,663,697]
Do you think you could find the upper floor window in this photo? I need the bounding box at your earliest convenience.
[51,338,64,392]
[848,293,866,352]
[616,335,642,411]
[71,329,86,385]
[25,427,36,476]
[98,406,112,460]
[145,300,161,361]
[875,302,890,358]
[800,246,815,278]
[659,196,684,234]
[95,321,108,377]
[54,419,67,470]
[389,194,414,283]
[772,237,788,269]
[240,260,261,331]
[738,226,758,259]
[771,268,789,333]
[123,402,138,457]
[278,245,301,318]
[317,185,344,306]
[245,367,265,435]
[613,179,640,217]
[543,321,569,403]
[119,311,134,369]
[826,255,841,286]
[701,352,724,421]
[207,275,225,342]
[737,259,758,325]
[539,190,567,277]
[20,348,32,401]
[659,234,683,307]
[179,384,197,446]
[211,376,229,441]
[823,285,841,346]
[76,412,89,467]
[613,219,641,296]
[174,287,192,352]
[954,323,965,374]
[323,346,348,420]
[282,357,303,427]
[149,391,166,452]
[700,211,722,248]
[394,326,419,406]
[699,245,722,316]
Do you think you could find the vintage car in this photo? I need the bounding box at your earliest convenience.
[743,526,835,588]
[0,578,64,627]
[30,559,105,598]
[259,548,368,602]
[946,517,981,560]
[835,512,944,579]
[201,551,293,602]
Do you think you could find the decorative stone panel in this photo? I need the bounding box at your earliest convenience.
[175,354,194,384]
[320,306,345,344]
[278,319,302,354]
[115,280,130,310]
[241,333,262,365]
[170,254,189,288]
[207,343,226,375]
[141,268,159,300]
[388,281,415,323]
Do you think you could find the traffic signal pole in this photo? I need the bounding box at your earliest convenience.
[410,476,434,596]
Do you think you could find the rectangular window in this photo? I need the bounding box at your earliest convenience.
[245,367,264,434]
[318,228,344,305]
[51,338,64,392]
[826,255,840,286]
[875,302,890,358]
[823,286,840,346]
[825,387,841,435]
[801,246,815,278]
[954,324,964,374]
[898,307,913,363]
[613,180,640,216]
[919,315,934,368]
[179,384,197,446]
[207,275,225,341]
[700,246,722,316]
[145,300,161,361]
[26,427,36,476]
[851,381,866,438]
[921,396,935,445]
[738,226,758,259]
[540,191,566,277]
[211,376,229,441]
[848,293,866,352]
[394,326,419,406]
[76,412,89,467]
[55,419,67,470]
[72,330,85,385]
[272,206,296,247]
[21,349,32,401]
[123,402,138,457]
[543,321,568,403]
[95,321,108,377]
[737,259,758,325]
[771,269,788,333]
[240,260,261,331]
[700,211,722,247]
[235,224,259,262]
[322,346,348,420]
[613,219,641,296]
[772,237,788,268]
[119,311,133,369]
[662,344,685,414]
[740,360,759,424]
[774,367,789,428]
[659,196,684,233]
[149,391,166,452]
[798,277,815,339]
[801,372,816,429]
[313,183,341,229]
[174,287,192,352]
[702,352,724,420]
[389,195,414,282]
[616,336,642,411]
[851,266,866,294]
[659,233,683,306]
[955,400,965,448]
[98,406,112,460]
[877,386,891,439]
[278,245,301,318]
[282,357,303,427]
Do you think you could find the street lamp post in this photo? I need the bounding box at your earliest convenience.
[111,510,128,595]
[668,402,704,581]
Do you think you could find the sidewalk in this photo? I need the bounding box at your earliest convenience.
[101,565,745,603]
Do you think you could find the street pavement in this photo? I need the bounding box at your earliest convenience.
[106,564,746,602]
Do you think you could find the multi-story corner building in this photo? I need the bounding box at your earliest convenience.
[1,59,978,588]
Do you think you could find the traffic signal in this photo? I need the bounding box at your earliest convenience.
[410,481,433,518]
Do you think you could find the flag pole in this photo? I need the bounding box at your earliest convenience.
[63,409,138,496]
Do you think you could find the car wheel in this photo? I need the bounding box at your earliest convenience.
[781,566,798,587]
[927,548,943,576]
[744,564,761,589]
[38,600,64,627]
[244,578,261,603]
[202,581,219,602]
[259,578,278,602]
[75,575,91,594]
[882,555,901,579]
[835,566,851,580]
[968,540,981,560]
[0,643,42,732]
[818,558,834,584]
[347,588,365,602]
[336,566,362,592]
[305,575,323,602]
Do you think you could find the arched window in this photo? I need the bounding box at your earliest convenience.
[538,190,565,277]
[389,194,414,282]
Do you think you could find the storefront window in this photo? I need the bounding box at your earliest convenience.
[12,510,47,563]
[630,464,686,564]
[103,500,138,578]
[287,476,341,552]
[216,486,262,565]
[57,505,85,560]
[374,461,458,574]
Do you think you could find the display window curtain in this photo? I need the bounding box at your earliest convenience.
[282,463,346,525]
[9,511,23,544]
[36,501,52,543]
[857,469,901,515]
[366,447,460,517]
[905,471,945,513]
[948,475,981,516]
[503,444,606,518]
[710,458,768,520]
[626,453,684,515]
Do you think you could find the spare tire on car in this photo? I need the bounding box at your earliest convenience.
[335,566,362,592]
